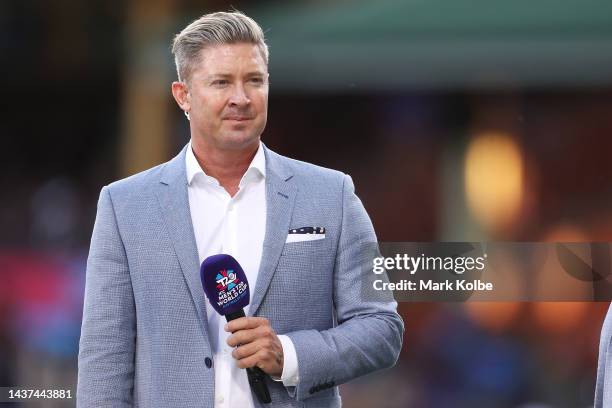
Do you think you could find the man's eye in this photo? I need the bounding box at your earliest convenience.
[249,78,264,84]
[212,80,228,86]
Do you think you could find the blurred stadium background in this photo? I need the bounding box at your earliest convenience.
[2,0,612,406]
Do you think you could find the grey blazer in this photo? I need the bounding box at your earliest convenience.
[596,304,612,407]
[77,144,404,407]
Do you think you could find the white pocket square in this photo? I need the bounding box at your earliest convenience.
[286,226,326,243]
[285,233,326,243]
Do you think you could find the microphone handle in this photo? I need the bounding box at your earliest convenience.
[226,309,272,404]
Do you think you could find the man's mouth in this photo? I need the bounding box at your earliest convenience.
[223,116,253,121]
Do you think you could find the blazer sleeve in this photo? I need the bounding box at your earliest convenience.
[77,186,136,407]
[285,174,404,401]
[595,303,612,407]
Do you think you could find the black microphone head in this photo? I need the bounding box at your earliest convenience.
[200,254,250,316]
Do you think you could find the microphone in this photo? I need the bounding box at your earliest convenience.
[200,254,272,404]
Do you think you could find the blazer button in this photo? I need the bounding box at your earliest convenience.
[205,357,213,368]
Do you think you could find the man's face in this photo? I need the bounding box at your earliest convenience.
[181,43,269,151]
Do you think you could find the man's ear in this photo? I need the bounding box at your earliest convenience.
[171,81,190,113]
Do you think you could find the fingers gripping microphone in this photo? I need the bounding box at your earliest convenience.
[201,254,272,404]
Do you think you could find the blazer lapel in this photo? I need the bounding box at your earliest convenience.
[249,146,297,316]
[154,146,211,345]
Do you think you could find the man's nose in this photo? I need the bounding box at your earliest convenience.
[228,83,251,106]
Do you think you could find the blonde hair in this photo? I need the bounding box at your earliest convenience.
[171,11,269,82]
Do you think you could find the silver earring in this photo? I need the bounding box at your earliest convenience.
[184,111,190,121]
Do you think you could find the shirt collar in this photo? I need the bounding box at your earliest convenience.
[186,140,266,186]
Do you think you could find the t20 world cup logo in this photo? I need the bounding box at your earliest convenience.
[216,269,240,291]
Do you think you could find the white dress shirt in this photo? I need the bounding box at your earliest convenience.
[186,141,298,408]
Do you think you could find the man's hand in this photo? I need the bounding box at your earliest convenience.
[225,317,284,378]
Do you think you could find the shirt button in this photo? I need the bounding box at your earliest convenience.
[216,394,224,404]
[205,357,213,368]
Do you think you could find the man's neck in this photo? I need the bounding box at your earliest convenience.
[191,138,259,197]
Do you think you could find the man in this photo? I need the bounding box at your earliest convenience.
[77,11,403,408]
